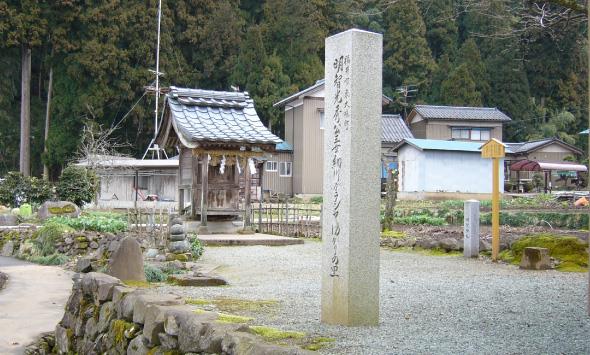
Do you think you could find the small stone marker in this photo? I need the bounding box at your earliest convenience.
[108,237,146,282]
[1,240,14,256]
[321,29,382,326]
[520,247,551,270]
[463,200,480,258]
[38,201,80,220]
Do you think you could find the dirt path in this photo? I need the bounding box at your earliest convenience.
[0,257,73,354]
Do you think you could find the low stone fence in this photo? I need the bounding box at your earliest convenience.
[0,229,157,271]
[51,272,311,355]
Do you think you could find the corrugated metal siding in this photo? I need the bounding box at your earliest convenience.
[262,152,293,195]
[292,105,304,193]
[284,107,295,147]
[301,97,324,194]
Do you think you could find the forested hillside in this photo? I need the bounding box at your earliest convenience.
[0,0,587,177]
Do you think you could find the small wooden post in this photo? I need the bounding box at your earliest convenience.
[258,200,262,232]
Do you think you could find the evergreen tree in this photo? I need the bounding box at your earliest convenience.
[440,63,482,106]
[261,0,327,89]
[382,0,436,106]
[0,0,47,176]
[456,38,489,102]
[419,0,458,60]
[231,26,294,132]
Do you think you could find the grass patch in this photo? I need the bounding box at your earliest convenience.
[185,297,278,313]
[27,253,69,265]
[381,230,406,239]
[250,326,305,341]
[303,337,336,351]
[217,313,253,324]
[393,214,446,226]
[499,234,588,272]
[393,247,461,257]
[123,280,153,288]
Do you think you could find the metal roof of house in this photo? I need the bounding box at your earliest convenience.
[276,141,293,151]
[580,129,589,134]
[166,86,282,148]
[395,138,485,153]
[273,79,393,107]
[412,105,511,122]
[382,114,414,143]
[505,138,583,155]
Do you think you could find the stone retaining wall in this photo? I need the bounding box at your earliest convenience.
[52,272,311,355]
[0,229,156,257]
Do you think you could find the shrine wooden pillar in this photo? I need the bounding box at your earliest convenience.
[191,155,199,219]
[200,154,209,228]
[244,158,251,228]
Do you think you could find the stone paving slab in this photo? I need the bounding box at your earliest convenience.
[197,233,304,246]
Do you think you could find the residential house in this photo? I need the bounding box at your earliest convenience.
[406,105,511,141]
[392,138,504,200]
[272,79,409,196]
[504,138,586,191]
[77,156,178,209]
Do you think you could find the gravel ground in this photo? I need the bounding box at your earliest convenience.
[158,241,590,354]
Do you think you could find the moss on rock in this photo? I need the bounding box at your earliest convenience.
[500,234,588,272]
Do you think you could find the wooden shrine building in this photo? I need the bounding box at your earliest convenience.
[156,87,282,232]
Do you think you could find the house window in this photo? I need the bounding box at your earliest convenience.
[265,161,278,172]
[451,127,491,141]
[279,162,292,177]
[451,128,470,140]
[319,110,325,130]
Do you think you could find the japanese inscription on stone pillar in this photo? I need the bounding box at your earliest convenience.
[321,29,382,326]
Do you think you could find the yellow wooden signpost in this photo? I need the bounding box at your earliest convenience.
[480,138,506,261]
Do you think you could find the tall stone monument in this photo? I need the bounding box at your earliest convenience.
[321,29,382,326]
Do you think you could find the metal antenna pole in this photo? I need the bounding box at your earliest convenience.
[154,0,162,139]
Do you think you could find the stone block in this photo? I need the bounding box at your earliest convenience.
[163,308,212,336]
[97,302,115,333]
[142,304,187,347]
[158,333,178,351]
[169,233,186,242]
[55,324,71,354]
[168,240,190,253]
[167,273,228,287]
[1,240,14,256]
[108,237,146,282]
[117,289,148,321]
[221,331,313,355]
[127,335,150,355]
[38,201,80,220]
[440,238,460,252]
[133,293,184,324]
[170,224,185,235]
[0,213,18,226]
[520,247,551,270]
[75,257,93,273]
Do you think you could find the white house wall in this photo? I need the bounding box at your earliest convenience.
[398,146,504,194]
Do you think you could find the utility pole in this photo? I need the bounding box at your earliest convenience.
[396,84,418,118]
